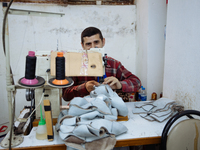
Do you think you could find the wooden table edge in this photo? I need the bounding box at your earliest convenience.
[1,136,161,150]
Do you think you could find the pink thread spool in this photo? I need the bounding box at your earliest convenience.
[20,51,38,85]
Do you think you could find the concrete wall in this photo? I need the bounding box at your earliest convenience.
[0,3,137,123]
[163,0,200,110]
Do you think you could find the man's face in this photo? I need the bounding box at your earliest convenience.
[81,34,105,50]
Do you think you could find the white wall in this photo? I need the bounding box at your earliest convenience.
[163,0,200,110]
[0,3,137,124]
[136,0,166,100]
[135,0,148,93]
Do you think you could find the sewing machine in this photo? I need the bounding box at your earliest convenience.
[1,47,105,148]
[1,3,107,148]
[34,48,105,119]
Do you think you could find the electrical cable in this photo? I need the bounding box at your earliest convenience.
[2,0,15,85]
[17,89,45,123]
[2,1,15,149]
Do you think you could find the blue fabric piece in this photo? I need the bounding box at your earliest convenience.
[57,84,128,149]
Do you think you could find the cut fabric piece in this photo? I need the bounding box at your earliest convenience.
[73,125,98,137]
[57,84,128,150]
[89,119,112,134]
[151,105,173,117]
[60,125,75,133]
[139,114,155,122]
[65,135,85,144]
[65,142,86,150]
[109,96,128,117]
[65,135,116,150]
[152,98,175,111]
[91,98,112,115]
[90,84,111,97]
[134,101,153,108]
[133,98,184,122]
[70,97,89,106]
[68,105,97,116]
[80,111,103,121]
[132,107,148,114]
[104,115,118,121]
[62,116,80,126]
[111,108,118,117]
[85,135,116,150]
[141,104,155,112]
[150,111,174,122]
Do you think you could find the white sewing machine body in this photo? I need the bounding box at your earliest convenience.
[35,51,60,119]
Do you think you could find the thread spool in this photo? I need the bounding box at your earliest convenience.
[52,52,69,85]
[20,51,38,85]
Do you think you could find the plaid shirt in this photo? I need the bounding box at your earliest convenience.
[63,56,141,101]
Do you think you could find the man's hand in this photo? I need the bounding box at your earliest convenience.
[85,80,100,93]
[103,76,122,90]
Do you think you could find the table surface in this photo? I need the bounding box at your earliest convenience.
[0,102,168,149]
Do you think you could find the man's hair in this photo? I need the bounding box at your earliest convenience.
[81,27,104,43]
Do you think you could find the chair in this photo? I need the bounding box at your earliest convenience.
[161,110,200,150]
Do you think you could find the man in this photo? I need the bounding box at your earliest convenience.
[63,27,141,101]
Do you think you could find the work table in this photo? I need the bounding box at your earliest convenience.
[0,102,168,149]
